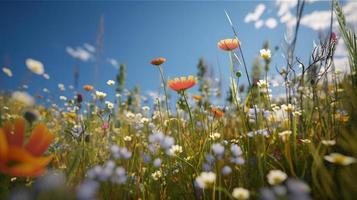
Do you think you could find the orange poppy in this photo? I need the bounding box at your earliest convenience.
[192,95,203,101]
[211,107,224,118]
[151,57,166,66]
[83,85,94,91]
[217,38,240,51]
[0,118,54,177]
[168,76,197,92]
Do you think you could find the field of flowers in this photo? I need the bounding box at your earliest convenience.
[1,1,357,200]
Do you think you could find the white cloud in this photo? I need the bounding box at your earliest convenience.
[265,18,278,29]
[244,3,266,23]
[334,57,350,73]
[83,43,96,53]
[276,0,297,17]
[107,58,119,68]
[300,10,331,31]
[255,20,264,29]
[300,1,357,31]
[66,46,92,62]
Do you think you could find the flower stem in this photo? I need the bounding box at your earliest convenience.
[182,90,194,133]
[158,65,170,117]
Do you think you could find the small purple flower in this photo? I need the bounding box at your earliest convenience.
[221,165,232,175]
[160,136,174,149]
[153,158,162,167]
[205,153,215,164]
[231,144,242,157]
[77,180,99,200]
[211,143,225,156]
[142,154,151,163]
[230,157,245,165]
[203,163,212,172]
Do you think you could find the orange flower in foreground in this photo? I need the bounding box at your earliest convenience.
[83,84,94,91]
[168,75,197,92]
[151,57,166,66]
[217,38,240,51]
[0,118,54,177]
[211,107,224,118]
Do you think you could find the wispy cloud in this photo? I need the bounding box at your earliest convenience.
[83,43,96,53]
[244,3,266,23]
[244,3,278,29]
[66,45,93,62]
[265,18,278,29]
[107,58,119,68]
[300,1,357,31]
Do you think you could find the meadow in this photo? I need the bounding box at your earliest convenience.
[1,1,357,199]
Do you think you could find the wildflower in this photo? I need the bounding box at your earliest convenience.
[123,136,132,142]
[221,166,232,175]
[150,57,166,66]
[192,95,203,101]
[217,38,240,51]
[11,91,35,106]
[105,101,114,110]
[211,107,224,118]
[278,130,292,142]
[300,139,311,144]
[151,170,162,180]
[335,112,349,123]
[286,179,311,194]
[58,83,65,91]
[168,145,183,156]
[209,132,221,140]
[257,80,269,88]
[0,118,54,177]
[59,96,67,101]
[112,166,127,184]
[321,139,336,146]
[167,75,197,92]
[76,94,83,103]
[232,187,250,200]
[260,49,271,60]
[281,104,295,113]
[230,144,243,157]
[324,153,356,166]
[77,179,99,200]
[153,158,162,167]
[101,122,109,130]
[23,110,39,124]
[26,58,44,75]
[267,170,287,185]
[43,73,50,80]
[293,111,302,116]
[2,67,13,77]
[211,143,225,156]
[195,171,216,189]
[142,106,150,112]
[95,91,107,100]
[106,80,115,86]
[140,117,150,124]
[83,85,94,91]
[330,32,337,42]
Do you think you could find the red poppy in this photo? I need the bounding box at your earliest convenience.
[83,85,94,91]
[151,57,166,66]
[0,118,54,177]
[211,107,224,118]
[168,76,196,92]
[217,38,240,51]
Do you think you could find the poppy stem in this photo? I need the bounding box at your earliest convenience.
[181,90,194,133]
[158,65,170,117]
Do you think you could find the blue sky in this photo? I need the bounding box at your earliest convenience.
[0,0,354,106]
